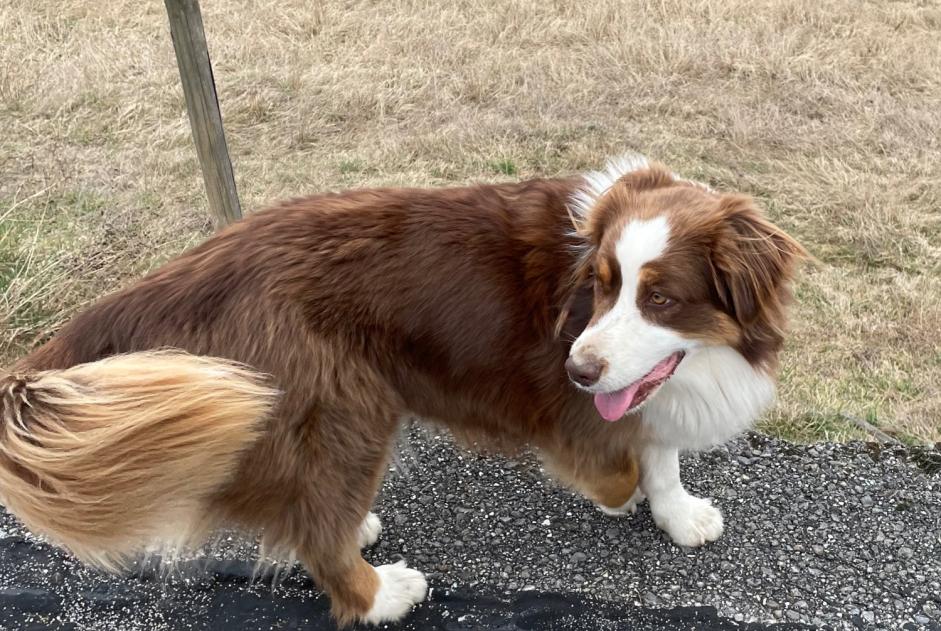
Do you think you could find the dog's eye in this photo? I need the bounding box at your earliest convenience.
[648,292,673,307]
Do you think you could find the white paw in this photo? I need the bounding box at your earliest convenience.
[651,494,724,547]
[357,512,382,548]
[597,488,646,516]
[361,560,428,624]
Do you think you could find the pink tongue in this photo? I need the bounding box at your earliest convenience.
[593,354,680,422]
[594,382,643,421]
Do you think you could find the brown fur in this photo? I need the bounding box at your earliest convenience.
[325,556,382,627]
[0,166,803,624]
[543,449,640,511]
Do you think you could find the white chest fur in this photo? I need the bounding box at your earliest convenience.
[641,345,776,450]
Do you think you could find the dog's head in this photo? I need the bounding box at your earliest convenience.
[560,156,806,422]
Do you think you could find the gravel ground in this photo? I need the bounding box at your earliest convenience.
[0,426,938,630]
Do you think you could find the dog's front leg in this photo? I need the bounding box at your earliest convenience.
[639,444,723,547]
[574,464,645,517]
[540,448,644,516]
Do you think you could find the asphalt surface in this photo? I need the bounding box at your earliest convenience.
[0,425,938,631]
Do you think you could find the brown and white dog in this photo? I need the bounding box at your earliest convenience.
[0,155,804,625]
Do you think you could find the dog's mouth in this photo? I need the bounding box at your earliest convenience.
[593,351,686,421]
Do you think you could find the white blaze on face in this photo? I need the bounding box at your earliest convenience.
[570,216,694,405]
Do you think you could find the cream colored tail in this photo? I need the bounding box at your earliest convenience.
[0,351,277,570]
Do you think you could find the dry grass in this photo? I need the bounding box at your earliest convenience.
[1,0,939,443]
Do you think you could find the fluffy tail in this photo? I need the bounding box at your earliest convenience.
[0,351,278,570]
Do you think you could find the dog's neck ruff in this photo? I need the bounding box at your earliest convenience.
[640,345,775,450]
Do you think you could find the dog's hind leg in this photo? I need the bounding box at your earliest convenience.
[298,537,427,627]
[280,404,426,626]
[293,486,427,624]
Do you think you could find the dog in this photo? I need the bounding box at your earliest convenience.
[0,155,804,625]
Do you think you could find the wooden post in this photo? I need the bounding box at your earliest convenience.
[165,0,242,228]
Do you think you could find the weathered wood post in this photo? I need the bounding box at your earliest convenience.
[164,0,242,228]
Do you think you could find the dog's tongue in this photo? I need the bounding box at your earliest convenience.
[594,382,643,421]
[593,354,681,422]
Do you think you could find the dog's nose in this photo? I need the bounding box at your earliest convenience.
[565,356,604,387]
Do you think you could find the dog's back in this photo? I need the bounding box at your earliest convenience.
[21,178,586,432]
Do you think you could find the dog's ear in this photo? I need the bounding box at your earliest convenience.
[554,256,595,344]
[710,195,807,326]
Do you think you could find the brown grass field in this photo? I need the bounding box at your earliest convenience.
[1,0,939,443]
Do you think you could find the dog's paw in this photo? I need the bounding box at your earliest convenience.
[651,494,724,547]
[357,512,382,548]
[597,488,646,516]
[361,561,428,624]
